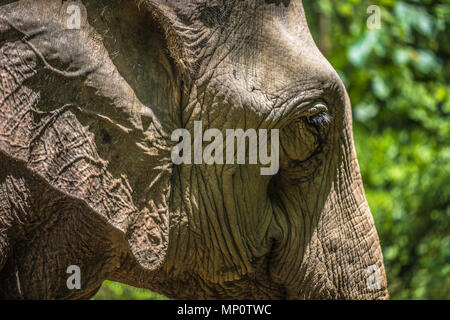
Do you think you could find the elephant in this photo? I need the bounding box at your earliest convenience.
[0,0,389,299]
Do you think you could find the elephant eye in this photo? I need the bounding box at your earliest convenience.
[307,112,331,129]
[304,102,332,133]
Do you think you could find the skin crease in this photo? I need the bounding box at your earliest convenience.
[0,0,389,299]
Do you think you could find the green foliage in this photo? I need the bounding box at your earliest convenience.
[93,281,168,300]
[93,0,449,300]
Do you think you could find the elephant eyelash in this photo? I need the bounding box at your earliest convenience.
[307,112,331,129]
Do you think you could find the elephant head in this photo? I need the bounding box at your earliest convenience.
[0,0,388,299]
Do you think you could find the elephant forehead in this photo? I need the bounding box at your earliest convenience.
[143,0,308,73]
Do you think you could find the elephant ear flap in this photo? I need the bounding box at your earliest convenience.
[0,63,171,270]
[0,1,172,271]
[0,48,171,269]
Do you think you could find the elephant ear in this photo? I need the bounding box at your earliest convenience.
[0,0,179,270]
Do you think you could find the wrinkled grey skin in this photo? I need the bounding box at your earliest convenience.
[0,0,389,299]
